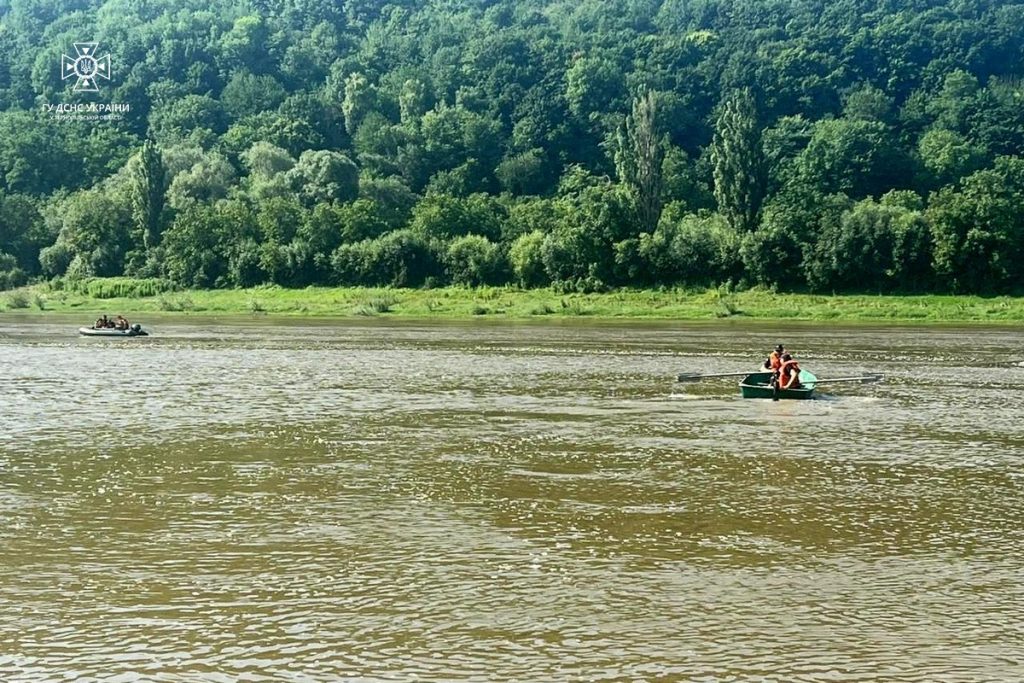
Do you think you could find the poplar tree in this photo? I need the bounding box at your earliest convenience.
[131,139,167,250]
[614,90,667,232]
[712,90,766,233]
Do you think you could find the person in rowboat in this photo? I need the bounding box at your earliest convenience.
[763,344,785,373]
[778,353,802,390]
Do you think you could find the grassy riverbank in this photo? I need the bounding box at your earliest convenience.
[2,279,1024,322]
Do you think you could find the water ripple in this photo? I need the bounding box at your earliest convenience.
[1,319,1023,681]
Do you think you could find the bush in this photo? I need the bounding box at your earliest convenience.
[368,297,396,313]
[158,295,194,311]
[804,197,932,292]
[5,290,30,309]
[509,230,548,288]
[639,211,742,287]
[551,275,607,294]
[331,230,440,287]
[444,235,506,286]
[530,303,555,315]
[68,277,176,299]
[0,251,30,291]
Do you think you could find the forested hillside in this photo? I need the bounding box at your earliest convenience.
[1,0,1023,294]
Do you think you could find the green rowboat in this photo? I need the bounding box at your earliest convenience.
[739,371,818,400]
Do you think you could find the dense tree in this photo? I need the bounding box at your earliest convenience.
[444,234,506,286]
[793,118,907,198]
[286,150,360,206]
[639,208,742,287]
[804,196,932,292]
[928,156,1024,293]
[614,91,668,233]
[129,140,167,250]
[166,152,236,210]
[0,0,1021,294]
[712,90,766,234]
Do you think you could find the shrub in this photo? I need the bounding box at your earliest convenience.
[444,235,506,286]
[5,290,30,309]
[158,295,194,311]
[0,252,27,290]
[74,277,176,299]
[530,303,555,315]
[368,297,396,313]
[509,230,548,288]
[640,211,742,288]
[331,230,440,287]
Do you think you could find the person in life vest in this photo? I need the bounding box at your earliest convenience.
[778,353,802,390]
[763,344,785,373]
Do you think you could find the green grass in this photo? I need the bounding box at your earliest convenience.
[3,279,1024,323]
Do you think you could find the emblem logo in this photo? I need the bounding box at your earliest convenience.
[61,42,112,92]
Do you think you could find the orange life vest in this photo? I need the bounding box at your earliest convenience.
[779,359,801,389]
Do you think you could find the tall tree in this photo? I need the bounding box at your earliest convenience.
[614,90,668,232]
[130,140,167,250]
[712,90,766,233]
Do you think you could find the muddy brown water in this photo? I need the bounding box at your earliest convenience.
[1,317,1023,681]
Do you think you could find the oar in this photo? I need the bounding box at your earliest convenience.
[809,374,883,385]
[677,370,760,382]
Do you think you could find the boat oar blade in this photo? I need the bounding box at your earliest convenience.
[676,370,756,383]
[811,374,883,385]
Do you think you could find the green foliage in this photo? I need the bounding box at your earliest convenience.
[160,203,239,288]
[0,0,1021,296]
[166,152,236,211]
[712,90,766,233]
[5,289,30,308]
[496,149,549,196]
[794,118,906,198]
[331,230,439,288]
[67,277,175,299]
[614,91,668,232]
[409,193,505,242]
[286,150,359,206]
[804,198,933,292]
[444,235,506,286]
[566,55,625,127]
[917,129,986,190]
[46,188,135,279]
[639,210,742,287]
[509,230,548,288]
[148,95,227,144]
[928,156,1024,293]
[129,140,168,250]
[343,73,379,136]
[221,72,287,119]
[743,191,852,289]
[0,252,27,290]
[0,193,47,274]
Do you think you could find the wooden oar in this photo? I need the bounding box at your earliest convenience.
[677,370,761,382]
[809,374,883,385]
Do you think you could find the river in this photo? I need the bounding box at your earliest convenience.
[1,317,1023,681]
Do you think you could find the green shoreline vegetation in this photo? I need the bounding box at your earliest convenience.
[3,278,1024,323]
[2,3,1024,307]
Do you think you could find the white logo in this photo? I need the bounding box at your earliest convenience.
[61,42,112,92]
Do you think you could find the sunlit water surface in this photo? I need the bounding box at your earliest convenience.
[2,317,1023,682]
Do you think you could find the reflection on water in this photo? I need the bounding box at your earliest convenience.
[1,317,1023,681]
